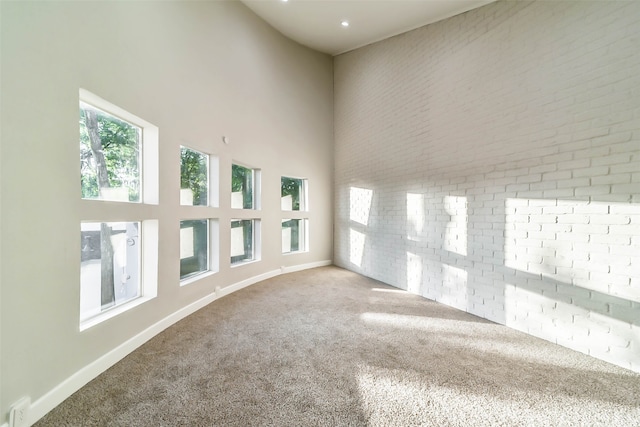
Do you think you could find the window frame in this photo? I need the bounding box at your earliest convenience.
[230,218,261,266]
[80,221,143,321]
[79,89,159,205]
[80,102,142,203]
[280,175,309,256]
[281,176,308,212]
[179,146,210,207]
[179,218,219,286]
[281,218,308,254]
[179,219,209,280]
[231,162,261,210]
[78,89,159,331]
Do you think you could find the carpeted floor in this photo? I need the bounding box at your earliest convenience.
[36,266,640,426]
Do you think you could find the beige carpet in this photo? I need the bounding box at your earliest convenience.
[36,266,640,426]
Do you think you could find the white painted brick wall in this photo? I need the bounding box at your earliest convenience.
[334,0,640,372]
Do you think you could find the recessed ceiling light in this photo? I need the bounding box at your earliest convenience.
[281,0,288,2]
[341,20,349,27]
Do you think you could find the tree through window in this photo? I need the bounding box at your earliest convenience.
[180,146,209,206]
[281,177,306,211]
[78,90,159,329]
[80,102,141,202]
[231,164,255,209]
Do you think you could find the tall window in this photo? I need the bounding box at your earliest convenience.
[281,176,309,254]
[180,146,209,206]
[231,219,259,264]
[79,89,159,330]
[180,219,209,280]
[178,146,218,284]
[232,163,259,209]
[281,177,307,211]
[230,162,260,266]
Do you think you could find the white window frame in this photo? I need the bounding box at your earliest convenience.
[231,219,261,266]
[79,89,159,331]
[231,162,261,210]
[281,175,309,256]
[282,218,309,254]
[179,146,210,207]
[281,176,308,212]
[179,218,219,286]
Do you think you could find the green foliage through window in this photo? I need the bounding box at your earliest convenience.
[180,147,208,206]
[232,164,254,209]
[281,177,304,211]
[80,103,141,202]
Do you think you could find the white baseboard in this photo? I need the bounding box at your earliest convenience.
[23,260,332,427]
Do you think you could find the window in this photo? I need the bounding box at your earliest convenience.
[180,219,209,280]
[81,222,140,319]
[281,177,307,211]
[281,176,309,254]
[179,146,218,283]
[80,102,141,203]
[230,163,260,266]
[231,219,260,264]
[232,163,259,209]
[180,147,209,206]
[79,89,159,330]
[282,219,307,254]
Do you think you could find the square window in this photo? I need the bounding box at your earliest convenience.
[282,219,307,254]
[80,222,141,321]
[180,147,209,206]
[281,177,307,211]
[180,219,209,280]
[232,164,256,209]
[80,102,141,203]
[231,219,259,264]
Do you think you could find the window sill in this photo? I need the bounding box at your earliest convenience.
[80,294,156,332]
[231,258,261,268]
[180,270,216,287]
[283,250,308,256]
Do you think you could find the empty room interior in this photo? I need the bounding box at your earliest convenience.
[1,0,639,425]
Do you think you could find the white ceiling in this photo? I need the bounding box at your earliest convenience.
[241,0,496,56]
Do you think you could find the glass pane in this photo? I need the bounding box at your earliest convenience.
[180,219,209,280]
[180,147,209,206]
[282,219,304,253]
[80,102,141,202]
[232,164,253,209]
[231,219,254,264]
[80,222,140,321]
[281,177,304,211]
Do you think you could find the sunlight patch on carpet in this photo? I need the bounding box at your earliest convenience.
[355,364,638,426]
[360,312,483,331]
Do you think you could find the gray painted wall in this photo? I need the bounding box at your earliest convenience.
[0,1,333,423]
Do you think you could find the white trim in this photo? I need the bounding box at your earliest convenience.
[25,260,332,426]
[179,270,216,287]
[79,88,160,205]
[216,269,279,298]
[79,294,157,332]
